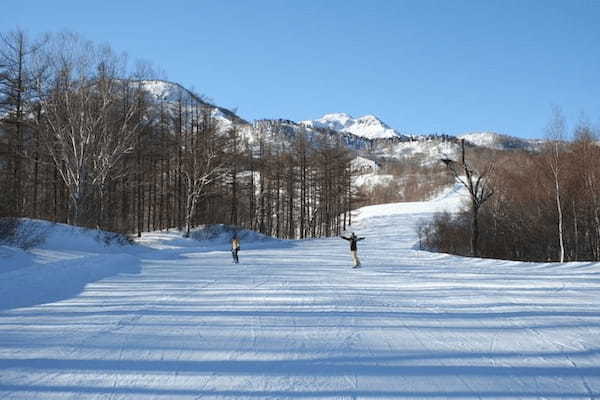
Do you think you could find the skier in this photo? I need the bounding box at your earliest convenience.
[231,234,240,264]
[341,232,365,268]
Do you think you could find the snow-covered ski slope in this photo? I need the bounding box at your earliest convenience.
[1,186,600,399]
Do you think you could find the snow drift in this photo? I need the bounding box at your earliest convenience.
[0,220,140,310]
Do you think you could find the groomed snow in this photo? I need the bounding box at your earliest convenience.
[1,186,600,399]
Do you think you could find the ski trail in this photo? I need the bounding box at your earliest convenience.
[1,186,600,398]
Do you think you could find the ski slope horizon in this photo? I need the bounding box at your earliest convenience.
[1,185,600,399]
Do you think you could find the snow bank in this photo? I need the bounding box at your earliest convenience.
[0,219,140,311]
[136,224,289,253]
[0,245,32,273]
[0,253,139,311]
[2,219,131,254]
[191,224,267,242]
[191,224,289,250]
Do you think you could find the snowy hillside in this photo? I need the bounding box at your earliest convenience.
[134,81,547,166]
[373,137,463,166]
[140,79,248,129]
[2,185,600,399]
[351,156,380,173]
[251,118,373,151]
[352,172,394,188]
[0,220,138,310]
[301,112,405,139]
[459,131,544,151]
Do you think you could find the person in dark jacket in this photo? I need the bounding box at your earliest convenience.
[341,232,365,268]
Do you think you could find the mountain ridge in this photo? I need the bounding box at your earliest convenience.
[138,80,546,162]
[300,112,405,140]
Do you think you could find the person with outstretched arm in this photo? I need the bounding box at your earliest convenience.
[341,232,365,268]
[231,234,240,264]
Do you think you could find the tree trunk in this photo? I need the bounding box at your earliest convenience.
[471,203,479,257]
[554,173,565,262]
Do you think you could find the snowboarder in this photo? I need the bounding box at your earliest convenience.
[341,232,365,268]
[231,234,240,264]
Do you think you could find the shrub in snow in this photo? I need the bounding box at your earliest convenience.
[0,218,48,250]
[190,224,273,243]
[96,231,134,246]
[417,211,472,256]
[2,219,134,252]
[0,218,19,244]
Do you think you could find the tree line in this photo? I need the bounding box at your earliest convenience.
[0,29,354,240]
[420,116,600,262]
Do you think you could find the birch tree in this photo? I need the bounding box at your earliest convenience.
[37,34,143,226]
[181,106,228,236]
[543,109,566,262]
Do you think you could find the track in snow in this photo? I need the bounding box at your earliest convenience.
[1,187,600,399]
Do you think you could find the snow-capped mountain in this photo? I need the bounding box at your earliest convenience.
[136,81,546,165]
[140,80,248,128]
[301,113,405,140]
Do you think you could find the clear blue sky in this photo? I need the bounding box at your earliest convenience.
[2,0,600,139]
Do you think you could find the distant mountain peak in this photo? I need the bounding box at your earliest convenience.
[356,114,391,128]
[300,113,402,140]
[357,114,382,122]
[321,112,353,120]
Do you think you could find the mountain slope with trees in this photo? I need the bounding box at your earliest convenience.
[0,30,354,241]
[3,28,600,263]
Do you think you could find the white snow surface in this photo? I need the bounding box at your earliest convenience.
[458,132,506,148]
[1,186,600,399]
[140,80,237,132]
[375,139,462,167]
[301,113,403,139]
[458,132,545,152]
[353,173,394,188]
[351,156,380,173]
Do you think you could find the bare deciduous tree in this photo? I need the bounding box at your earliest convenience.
[0,29,46,215]
[543,108,567,262]
[442,139,494,257]
[36,33,142,227]
[181,107,228,236]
